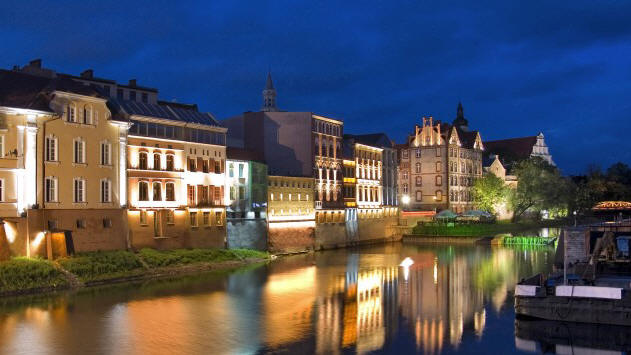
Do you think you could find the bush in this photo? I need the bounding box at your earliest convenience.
[139,248,268,268]
[58,250,145,282]
[0,257,68,293]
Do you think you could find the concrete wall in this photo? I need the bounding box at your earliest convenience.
[357,216,400,243]
[227,218,267,251]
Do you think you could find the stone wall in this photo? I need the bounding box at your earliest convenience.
[227,218,267,250]
[357,216,400,243]
[268,221,315,253]
[315,222,348,250]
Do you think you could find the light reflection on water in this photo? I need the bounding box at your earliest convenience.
[0,243,571,354]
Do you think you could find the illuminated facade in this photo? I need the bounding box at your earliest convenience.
[119,99,227,249]
[0,61,130,257]
[267,176,315,223]
[397,103,484,213]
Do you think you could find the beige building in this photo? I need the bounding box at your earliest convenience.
[0,61,130,258]
[267,175,315,222]
[398,104,484,213]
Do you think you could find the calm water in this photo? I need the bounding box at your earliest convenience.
[0,240,627,354]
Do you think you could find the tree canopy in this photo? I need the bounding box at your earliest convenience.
[472,173,509,214]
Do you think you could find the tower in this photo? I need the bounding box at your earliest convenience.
[262,71,278,112]
[452,101,469,131]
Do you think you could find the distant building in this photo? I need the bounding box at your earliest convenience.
[483,154,517,188]
[225,147,267,219]
[344,133,398,207]
[223,73,344,214]
[397,103,484,213]
[484,132,554,167]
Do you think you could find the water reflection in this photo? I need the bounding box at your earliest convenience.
[0,243,560,354]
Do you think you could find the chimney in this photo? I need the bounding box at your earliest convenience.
[129,79,137,87]
[80,69,94,78]
[29,59,42,68]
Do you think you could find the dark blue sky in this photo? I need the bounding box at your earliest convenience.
[1,1,630,174]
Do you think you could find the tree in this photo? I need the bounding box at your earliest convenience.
[509,157,570,221]
[472,173,509,214]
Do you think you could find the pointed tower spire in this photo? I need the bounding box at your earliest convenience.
[262,70,278,112]
[453,101,469,131]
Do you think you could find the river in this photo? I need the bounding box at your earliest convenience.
[0,237,625,354]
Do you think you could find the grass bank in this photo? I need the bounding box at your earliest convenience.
[411,219,567,237]
[0,257,68,294]
[0,248,269,297]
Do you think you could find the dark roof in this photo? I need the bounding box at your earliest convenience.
[227,147,265,163]
[344,133,394,148]
[484,136,537,162]
[0,69,104,112]
[114,99,220,126]
[457,129,480,149]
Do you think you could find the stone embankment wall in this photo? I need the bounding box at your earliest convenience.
[227,218,267,250]
[267,221,316,254]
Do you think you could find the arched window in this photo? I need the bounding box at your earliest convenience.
[415,163,421,173]
[153,153,161,170]
[166,154,174,171]
[153,182,162,201]
[436,175,442,186]
[415,176,422,186]
[138,181,149,201]
[139,152,148,170]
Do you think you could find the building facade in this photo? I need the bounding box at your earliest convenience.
[397,104,484,213]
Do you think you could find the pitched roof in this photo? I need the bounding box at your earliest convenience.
[457,129,480,149]
[484,136,537,161]
[114,99,220,126]
[0,69,104,112]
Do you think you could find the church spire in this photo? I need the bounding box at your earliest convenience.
[452,101,469,131]
[262,70,278,112]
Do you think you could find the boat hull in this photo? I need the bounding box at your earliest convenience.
[515,295,631,326]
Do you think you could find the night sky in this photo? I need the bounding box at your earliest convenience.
[1,1,630,174]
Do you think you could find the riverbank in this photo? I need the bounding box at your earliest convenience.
[0,248,269,298]
[410,219,566,237]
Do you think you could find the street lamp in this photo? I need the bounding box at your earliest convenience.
[573,210,577,227]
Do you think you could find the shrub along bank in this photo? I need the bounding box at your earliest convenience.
[0,248,269,297]
[411,219,566,237]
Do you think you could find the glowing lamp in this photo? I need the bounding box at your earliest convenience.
[401,195,410,205]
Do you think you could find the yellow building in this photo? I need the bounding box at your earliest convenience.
[0,62,129,258]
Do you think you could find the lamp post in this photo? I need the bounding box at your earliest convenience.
[573,210,577,227]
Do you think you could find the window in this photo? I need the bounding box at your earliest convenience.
[230,186,236,200]
[103,218,112,228]
[45,136,57,161]
[138,181,149,201]
[166,154,174,171]
[415,191,422,202]
[402,183,408,194]
[215,159,221,173]
[83,105,92,124]
[73,138,85,164]
[238,164,244,178]
[141,92,148,103]
[190,212,198,227]
[129,90,136,101]
[100,179,111,203]
[166,210,174,224]
[436,190,443,201]
[0,179,3,202]
[67,103,77,122]
[402,171,408,180]
[76,219,86,229]
[415,149,420,158]
[238,186,245,200]
[415,163,421,173]
[45,177,57,202]
[117,89,124,100]
[436,162,441,172]
[203,212,210,226]
[229,163,234,177]
[150,182,161,201]
[416,176,422,186]
[73,178,86,203]
[187,185,195,205]
[436,147,441,157]
[153,153,161,170]
[215,211,223,226]
[140,210,148,224]
[100,141,111,165]
[436,175,442,186]
[139,152,148,169]
[402,149,408,159]
[166,182,175,201]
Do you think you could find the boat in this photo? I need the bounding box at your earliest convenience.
[515,226,631,326]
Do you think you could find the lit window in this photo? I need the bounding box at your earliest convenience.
[73,178,86,203]
[45,177,57,202]
[166,210,175,224]
[215,211,223,226]
[203,211,210,226]
[190,212,198,227]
